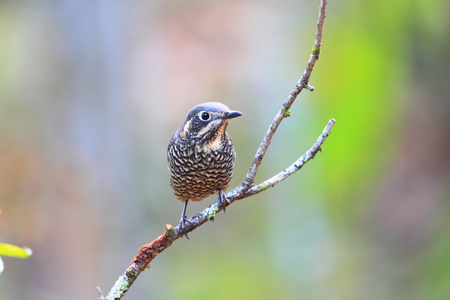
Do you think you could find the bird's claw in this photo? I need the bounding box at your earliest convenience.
[218,190,230,213]
[179,201,192,239]
[178,216,192,239]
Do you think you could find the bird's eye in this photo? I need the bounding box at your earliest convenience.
[200,112,210,121]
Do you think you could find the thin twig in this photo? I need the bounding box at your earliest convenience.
[243,118,335,198]
[100,1,329,299]
[234,0,327,195]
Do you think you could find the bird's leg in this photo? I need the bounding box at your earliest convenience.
[218,190,230,213]
[178,200,190,239]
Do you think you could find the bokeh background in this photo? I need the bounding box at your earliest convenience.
[0,0,449,299]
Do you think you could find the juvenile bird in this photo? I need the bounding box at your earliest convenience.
[167,102,242,237]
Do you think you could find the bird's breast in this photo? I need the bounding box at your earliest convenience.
[168,135,235,201]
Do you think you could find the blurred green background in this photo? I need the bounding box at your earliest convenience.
[0,0,449,299]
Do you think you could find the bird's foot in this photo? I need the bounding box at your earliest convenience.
[179,201,192,239]
[178,215,192,239]
[218,190,230,213]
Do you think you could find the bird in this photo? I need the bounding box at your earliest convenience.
[167,102,242,238]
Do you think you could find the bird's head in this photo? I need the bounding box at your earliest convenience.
[178,102,242,143]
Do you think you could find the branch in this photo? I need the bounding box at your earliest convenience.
[98,119,334,300]
[98,1,329,299]
[243,118,335,198]
[234,0,327,195]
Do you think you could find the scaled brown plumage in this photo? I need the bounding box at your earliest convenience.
[167,102,242,237]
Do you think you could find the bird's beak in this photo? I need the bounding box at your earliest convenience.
[223,111,242,119]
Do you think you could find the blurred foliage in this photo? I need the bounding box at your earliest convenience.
[317,1,409,215]
[0,243,32,276]
[0,243,32,259]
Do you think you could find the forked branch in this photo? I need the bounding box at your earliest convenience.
[235,0,328,195]
[98,0,330,299]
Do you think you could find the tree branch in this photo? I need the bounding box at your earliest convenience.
[98,0,329,299]
[234,0,328,195]
[243,118,335,198]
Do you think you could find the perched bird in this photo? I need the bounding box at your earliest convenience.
[167,102,242,237]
